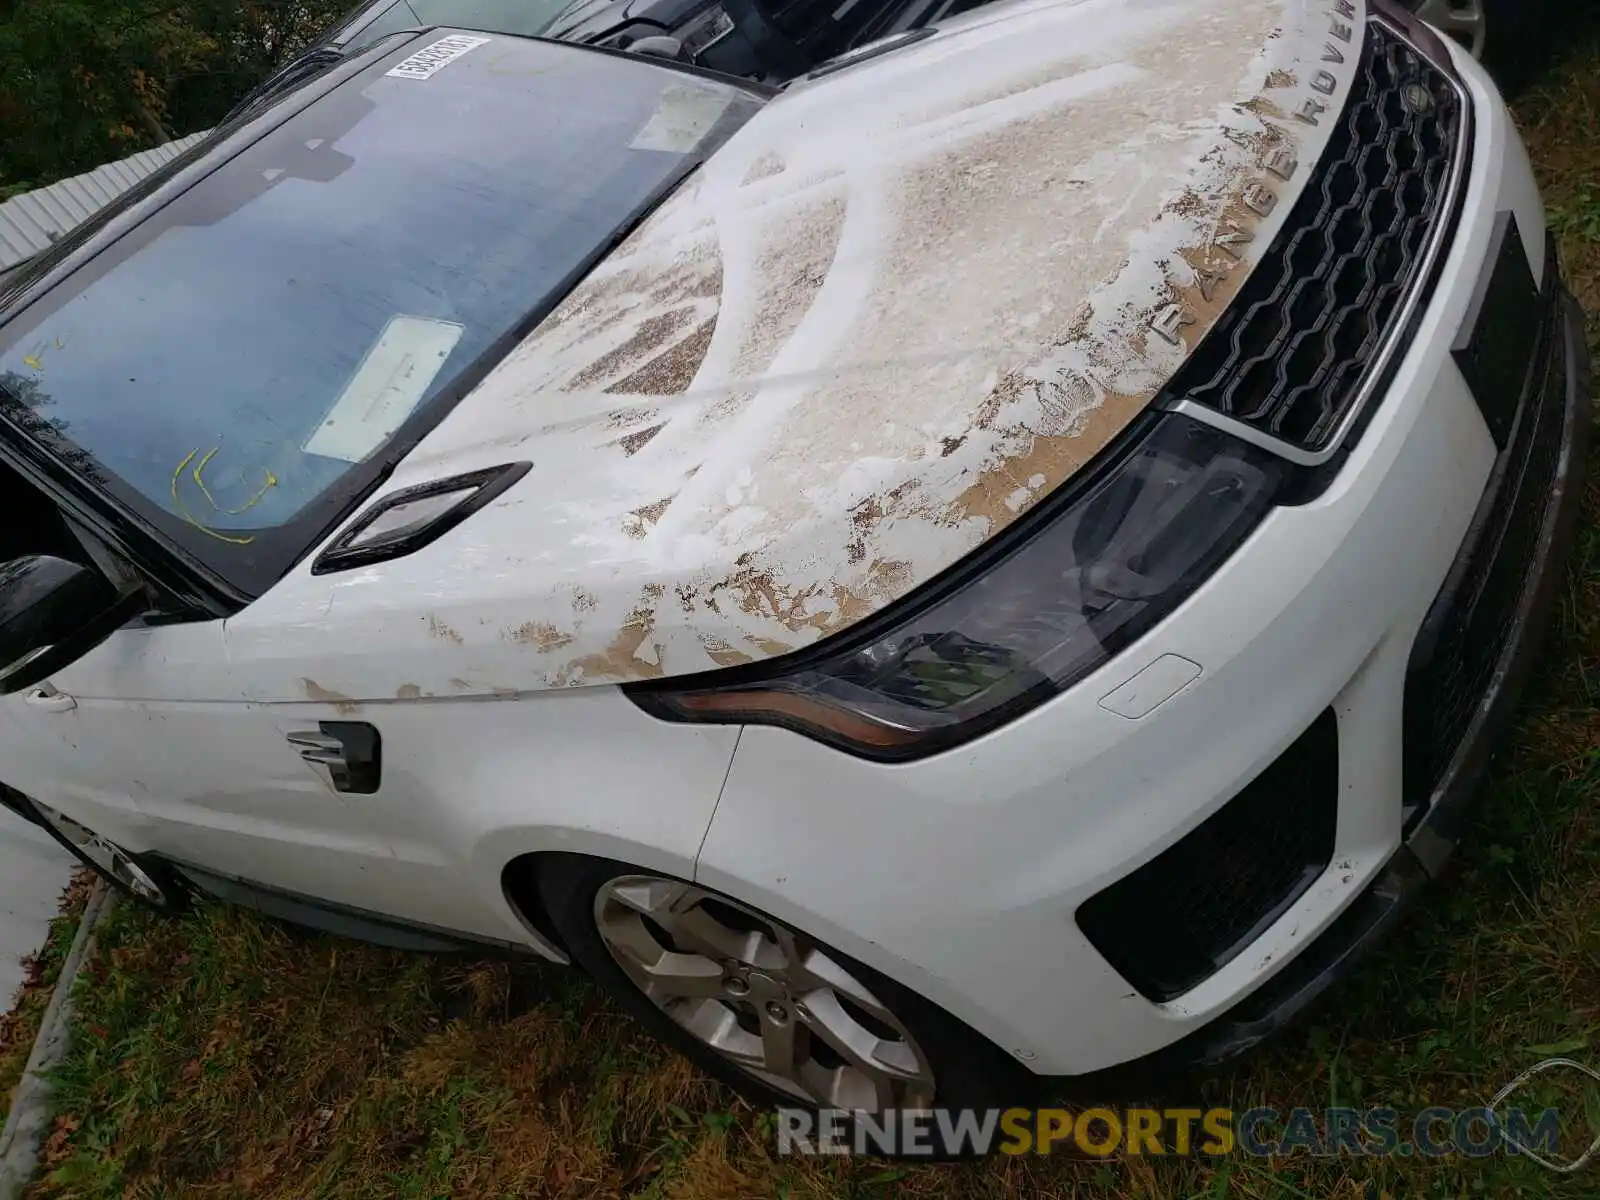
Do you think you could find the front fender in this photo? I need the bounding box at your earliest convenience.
[332,686,741,954]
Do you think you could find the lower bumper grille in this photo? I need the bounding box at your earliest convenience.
[1077,711,1339,1003]
[1403,239,1570,821]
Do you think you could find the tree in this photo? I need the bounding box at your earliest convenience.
[0,0,350,195]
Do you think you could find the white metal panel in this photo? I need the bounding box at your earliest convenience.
[0,807,72,1007]
[0,132,209,270]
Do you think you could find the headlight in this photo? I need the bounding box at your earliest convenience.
[627,413,1292,760]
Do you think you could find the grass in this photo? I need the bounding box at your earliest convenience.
[0,873,93,1131]
[10,28,1600,1200]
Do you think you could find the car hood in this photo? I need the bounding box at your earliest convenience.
[244,0,1366,699]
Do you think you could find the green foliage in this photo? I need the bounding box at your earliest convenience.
[0,0,351,191]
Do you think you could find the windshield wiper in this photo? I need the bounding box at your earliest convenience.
[225,28,422,125]
[224,47,348,123]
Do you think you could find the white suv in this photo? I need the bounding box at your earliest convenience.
[0,0,1588,1113]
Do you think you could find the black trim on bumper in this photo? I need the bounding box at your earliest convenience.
[0,783,44,827]
[156,856,548,959]
[1077,711,1340,1003]
[1056,284,1591,1101]
[1403,226,1575,829]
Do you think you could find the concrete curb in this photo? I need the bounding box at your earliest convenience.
[0,882,112,1200]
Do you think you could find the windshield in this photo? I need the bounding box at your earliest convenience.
[0,35,757,595]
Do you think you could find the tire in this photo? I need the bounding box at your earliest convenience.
[536,854,1039,1126]
[19,794,188,913]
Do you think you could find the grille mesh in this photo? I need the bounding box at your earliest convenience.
[1077,712,1339,1003]
[1174,21,1463,453]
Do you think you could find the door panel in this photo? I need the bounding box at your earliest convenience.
[9,620,420,915]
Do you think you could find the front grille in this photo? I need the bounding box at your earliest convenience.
[1077,711,1339,1003]
[1172,19,1464,455]
[1403,272,1568,818]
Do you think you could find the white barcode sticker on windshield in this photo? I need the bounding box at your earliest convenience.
[305,316,464,464]
[386,34,491,81]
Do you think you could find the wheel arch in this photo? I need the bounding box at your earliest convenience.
[488,832,707,965]
[500,851,569,959]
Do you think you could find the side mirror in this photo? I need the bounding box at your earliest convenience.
[0,556,146,695]
[629,35,689,61]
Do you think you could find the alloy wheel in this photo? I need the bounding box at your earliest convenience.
[593,875,936,1110]
[1409,0,1486,59]
[31,802,171,905]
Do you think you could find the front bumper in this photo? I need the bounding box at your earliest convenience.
[696,52,1591,1079]
[1072,273,1591,1093]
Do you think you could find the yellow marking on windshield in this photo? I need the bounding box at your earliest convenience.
[171,448,257,545]
[21,338,65,373]
[192,446,277,515]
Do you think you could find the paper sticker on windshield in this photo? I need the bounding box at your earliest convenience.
[386,34,491,81]
[630,84,733,154]
[304,316,464,464]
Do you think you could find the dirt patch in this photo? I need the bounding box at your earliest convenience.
[557,604,665,684]
[741,151,785,184]
[614,422,667,456]
[568,310,693,392]
[605,406,661,431]
[606,320,716,396]
[509,622,574,652]
[728,195,846,387]
[625,495,674,539]
[426,616,464,646]
[300,678,360,714]
[700,639,755,667]
[476,232,722,405]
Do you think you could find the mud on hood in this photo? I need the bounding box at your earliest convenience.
[288,0,1367,693]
